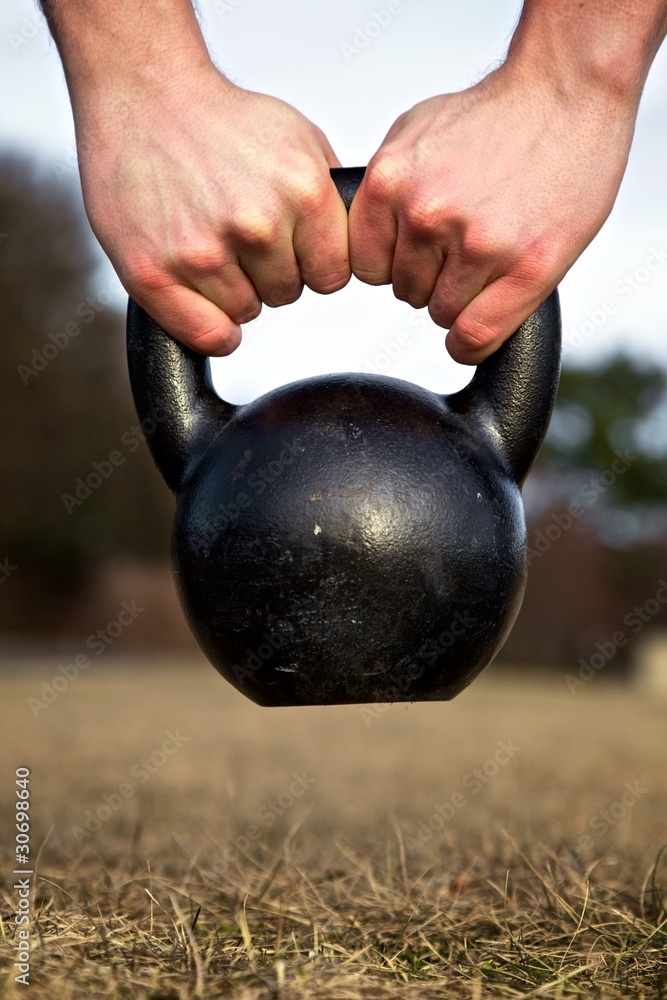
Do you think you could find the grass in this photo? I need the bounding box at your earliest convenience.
[1,657,666,998]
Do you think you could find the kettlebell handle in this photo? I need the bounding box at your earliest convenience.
[127,167,560,492]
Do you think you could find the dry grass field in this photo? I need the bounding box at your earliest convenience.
[1,656,666,998]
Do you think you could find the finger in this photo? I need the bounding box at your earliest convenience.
[427,254,492,329]
[158,232,263,326]
[293,176,351,294]
[183,257,263,326]
[348,170,398,286]
[445,275,547,365]
[230,171,350,304]
[136,281,242,356]
[391,227,444,308]
[238,233,304,308]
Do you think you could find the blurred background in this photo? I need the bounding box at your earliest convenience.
[2,0,667,680]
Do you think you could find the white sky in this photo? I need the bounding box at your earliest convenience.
[2,0,667,403]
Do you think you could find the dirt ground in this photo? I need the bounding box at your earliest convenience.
[1,656,666,997]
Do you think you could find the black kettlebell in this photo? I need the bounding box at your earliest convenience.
[127,167,561,707]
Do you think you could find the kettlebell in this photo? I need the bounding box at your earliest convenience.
[127,167,561,707]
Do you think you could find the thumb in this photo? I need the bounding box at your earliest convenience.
[445,276,547,365]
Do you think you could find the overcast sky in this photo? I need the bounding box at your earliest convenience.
[2,0,667,403]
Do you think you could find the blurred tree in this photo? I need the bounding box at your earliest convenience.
[506,354,667,665]
[529,354,667,543]
[0,151,173,635]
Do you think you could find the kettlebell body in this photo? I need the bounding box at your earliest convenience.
[127,168,561,706]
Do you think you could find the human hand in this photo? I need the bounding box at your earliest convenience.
[348,64,637,363]
[74,67,350,356]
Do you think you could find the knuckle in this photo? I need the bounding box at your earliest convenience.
[403,195,448,237]
[428,302,458,330]
[428,301,456,330]
[179,244,224,277]
[231,210,281,249]
[243,306,262,324]
[509,247,555,288]
[392,284,410,303]
[456,228,498,267]
[123,256,172,296]
[447,313,496,351]
[363,156,406,202]
[426,275,462,328]
[241,307,262,325]
[478,236,554,289]
[229,298,261,325]
[352,264,390,286]
[189,325,240,357]
[302,254,350,294]
[393,282,426,308]
[264,280,303,307]
[307,271,350,295]
[291,172,331,216]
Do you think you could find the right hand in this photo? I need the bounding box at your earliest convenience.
[349,64,636,365]
[73,66,351,355]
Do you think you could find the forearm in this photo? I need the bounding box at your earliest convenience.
[507,0,667,106]
[39,0,222,116]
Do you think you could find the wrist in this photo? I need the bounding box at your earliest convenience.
[45,0,230,121]
[504,5,661,113]
[71,54,230,131]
